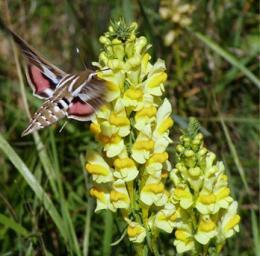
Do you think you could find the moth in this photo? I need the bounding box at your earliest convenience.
[0,19,106,136]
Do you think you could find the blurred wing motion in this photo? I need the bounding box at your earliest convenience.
[0,18,106,136]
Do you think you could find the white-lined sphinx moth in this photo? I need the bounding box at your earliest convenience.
[0,19,106,136]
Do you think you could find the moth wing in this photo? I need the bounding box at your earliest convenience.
[4,24,67,98]
[67,76,106,121]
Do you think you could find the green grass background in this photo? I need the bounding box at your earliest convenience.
[0,0,259,255]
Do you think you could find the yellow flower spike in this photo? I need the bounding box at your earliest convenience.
[87,20,179,251]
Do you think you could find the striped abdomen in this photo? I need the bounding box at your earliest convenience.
[22,97,71,136]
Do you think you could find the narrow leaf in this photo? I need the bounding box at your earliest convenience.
[0,134,67,243]
[0,213,29,237]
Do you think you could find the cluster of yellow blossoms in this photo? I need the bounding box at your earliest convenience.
[85,21,240,254]
[86,20,173,245]
[159,0,195,46]
[151,118,240,254]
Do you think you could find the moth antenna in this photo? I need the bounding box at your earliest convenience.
[76,47,87,70]
[59,121,68,133]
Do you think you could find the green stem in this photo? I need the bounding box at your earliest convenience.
[103,211,113,256]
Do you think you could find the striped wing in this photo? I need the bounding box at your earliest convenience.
[0,18,66,98]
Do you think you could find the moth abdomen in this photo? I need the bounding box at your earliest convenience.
[21,100,68,136]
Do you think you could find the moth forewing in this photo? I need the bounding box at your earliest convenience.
[0,18,107,136]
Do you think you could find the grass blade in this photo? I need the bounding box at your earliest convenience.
[213,98,250,194]
[251,210,260,256]
[0,134,67,242]
[0,213,29,237]
[194,32,260,89]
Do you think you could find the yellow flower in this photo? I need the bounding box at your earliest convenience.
[113,157,139,181]
[174,224,195,254]
[97,69,124,102]
[194,215,217,245]
[86,152,113,183]
[131,133,155,164]
[153,99,173,152]
[126,219,146,243]
[110,179,130,209]
[173,184,193,209]
[135,105,157,137]
[153,203,179,233]
[144,59,167,97]
[140,177,168,206]
[100,133,126,158]
[196,187,233,214]
[90,186,115,212]
[145,152,169,178]
[217,201,240,243]
[108,110,131,137]
[123,86,144,111]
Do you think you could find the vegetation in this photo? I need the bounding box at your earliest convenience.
[0,0,258,255]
